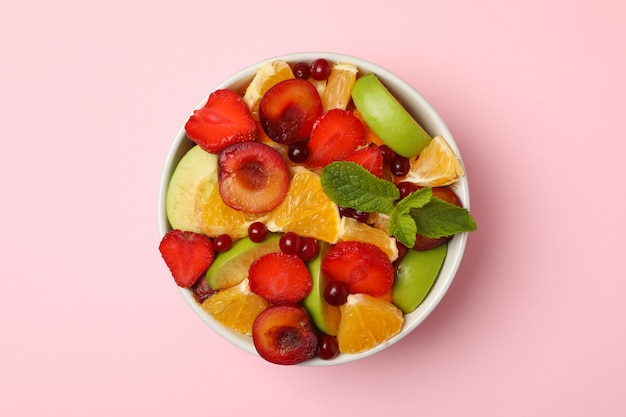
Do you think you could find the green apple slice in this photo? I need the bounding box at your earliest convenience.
[166,145,218,233]
[351,73,431,158]
[206,234,281,290]
[392,243,447,314]
[301,243,340,336]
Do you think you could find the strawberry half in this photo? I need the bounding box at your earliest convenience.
[159,229,215,288]
[248,252,312,304]
[184,89,257,153]
[321,241,393,297]
[344,145,384,177]
[305,109,366,169]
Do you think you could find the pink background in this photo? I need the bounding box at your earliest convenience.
[2,0,625,415]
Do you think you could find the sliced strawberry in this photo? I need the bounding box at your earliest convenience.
[321,241,393,297]
[344,145,384,177]
[248,252,312,304]
[184,89,257,153]
[159,229,215,288]
[305,109,366,169]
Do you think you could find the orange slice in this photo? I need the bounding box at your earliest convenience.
[403,135,465,186]
[265,167,341,243]
[321,62,358,112]
[201,279,269,335]
[199,172,266,240]
[337,293,404,354]
[242,60,295,121]
[338,216,398,261]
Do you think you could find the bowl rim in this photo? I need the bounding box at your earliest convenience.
[158,51,469,366]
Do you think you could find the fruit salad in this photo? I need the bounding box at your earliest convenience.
[159,56,476,365]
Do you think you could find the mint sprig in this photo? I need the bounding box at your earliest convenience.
[321,161,477,248]
[320,162,399,214]
[410,197,477,239]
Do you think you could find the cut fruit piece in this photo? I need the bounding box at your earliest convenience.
[337,293,404,354]
[351,73,431,158]
[337,216,398,261]
[166,145,265,239]
[354,109,385,147]
[199,182,267,239]
[308,77,327,97]
[403,135,465,187]
[321,241,394,297]
[242,60,295,121]
[252,304,318,365]
[343,145,384,178]
[218,141,289,213]
[159,229,215,288]
[321,62,358,112]
[248,252,312,304]
[259,79,323,145]
[265,167,341,244]
[166,145,218,234]
[302,243,341,336]
[184,89,257,154]
[304,109,366,169]
[206,234,281,290]
[201,279,269,335]
[392,243,448,314]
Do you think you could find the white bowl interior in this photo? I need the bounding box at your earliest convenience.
[158,52,469,366]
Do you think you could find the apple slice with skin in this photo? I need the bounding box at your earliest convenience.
[391,243,448,314]
[351,73,431,158]
[301,242,340,336]
[165,145,217,234]
[206,233,281,290]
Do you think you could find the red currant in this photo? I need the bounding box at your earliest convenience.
[213,234,232,252]
[248,222,268,242]
[390,155,410,177]
[293,62,310,79]
[339,206,368,223]
[298,237,319,261]
[397,181,418,199]
[379,145,396,164]
[317,334,339,360]
[324,281,349,306]
[288,141,308,163]
[339,206,355,218]
[280,232,302,254]
[310,58,332,81]
[352,210,369,223]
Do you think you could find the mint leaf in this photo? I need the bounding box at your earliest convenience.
[395,187,432,215]
[388,212,418,248]
[410,197,477,238]
[320,162,400,214]
[388,187,433,247]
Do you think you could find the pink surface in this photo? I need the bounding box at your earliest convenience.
[1,0,625,415]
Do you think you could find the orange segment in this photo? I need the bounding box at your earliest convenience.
[321,63,358,112]
[199,173,266,239]
[265,167,341,243]
[201,279,269,335]
[403,135,465,186]
[338,217,398,261]
[242,60,295,121]
[337,293,404,354]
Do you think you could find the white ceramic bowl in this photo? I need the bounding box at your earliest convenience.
[158,52,470,366]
